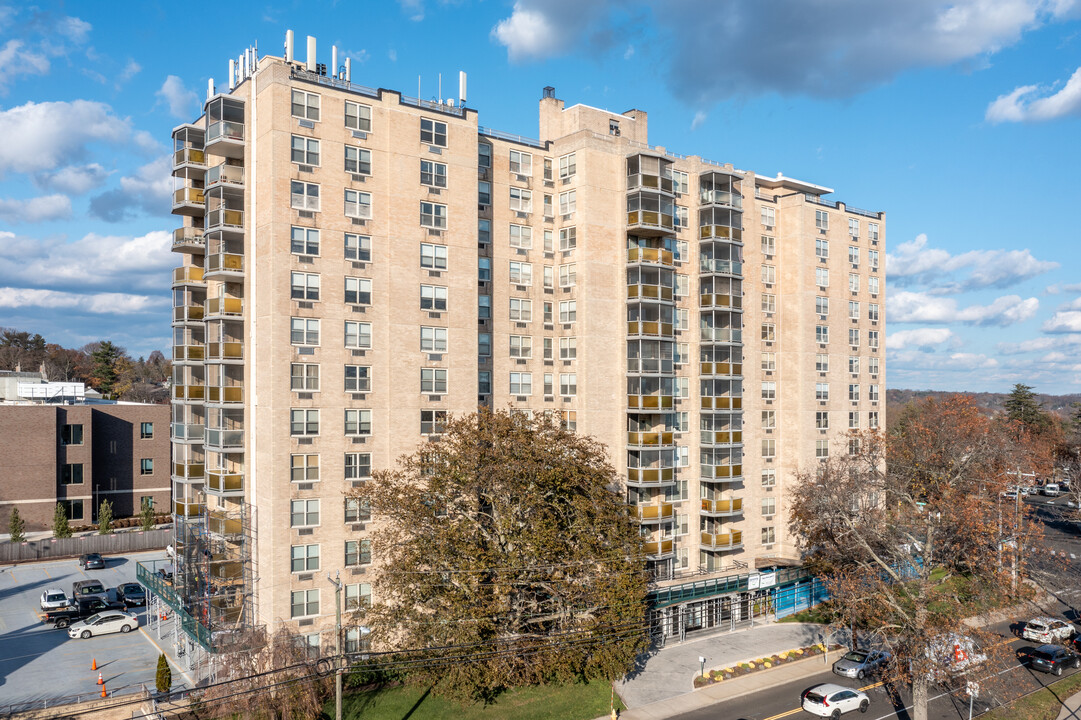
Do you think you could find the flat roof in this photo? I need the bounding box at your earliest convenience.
[755,172,833,196]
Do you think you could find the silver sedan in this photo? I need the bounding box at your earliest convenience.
[832,649,891,679]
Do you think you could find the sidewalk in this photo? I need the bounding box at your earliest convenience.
[1056,690,1081,720]
[616,621,832,712]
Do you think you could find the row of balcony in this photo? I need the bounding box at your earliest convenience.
[699,293,742,310]
[700,430,743,445]
[172,342,244,363]
[701,530,743,551]
[627,247,674,266]
[701,498,742,516]
[700,362,743,377]
[630,502,674,523]
[627,321,675,338]
[627,431,674,447]
[626,467,675,486]
[627,284,674,302]
[700,396,743,410]
[173,383,243,402]
[172,298,243,324]
[701,464,743,481]
[627,394,674,411]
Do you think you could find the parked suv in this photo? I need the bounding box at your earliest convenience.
[116,582,146,607]
[1023,617,1074,644]
[1042,483,1061,497]
[72,579,108,603]
[39,588,72,611]
[1025,644,1081,675]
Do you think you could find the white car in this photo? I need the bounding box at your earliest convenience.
[39,588,72,611]
[1023,617,1074,644]
[801,683,870,718]
[67,611,139,639]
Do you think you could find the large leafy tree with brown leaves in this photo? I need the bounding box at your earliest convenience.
[790,395,1051,720]
[350,409,649,701]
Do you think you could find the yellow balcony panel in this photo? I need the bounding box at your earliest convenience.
[631,502,675,523]
[698,225,743,242]
[206,385,243,404]
[172,344,205,362]
[701,498,743,516]
[627,210,675,235]
[172,384,205,401]
[205,297,243,317]
[627,247,674,266]
[172,187,205,217]
[206,342,244,361]
[207,512,243,538]
[172,266,205,286]
[627,467,675,485]
[700,531,743,551]
[175,500,204,518]
[206,471,244,495]
[173,147,206,169]
[627,431,674,447]
[627,321,675,338]
[173,461,204,480]
[627,284,674,301]
[173,305,205,323]
[627,394,674,411]
[205,252,244,277]
[643,538,675,557]
[206,208,244,231]
[172,227,205,254]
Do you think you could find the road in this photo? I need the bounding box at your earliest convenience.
[670,492,1081,720]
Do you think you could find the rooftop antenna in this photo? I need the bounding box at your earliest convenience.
[332,45,338,79]
[438,73,442,104]
[207,78,214,101]
[285,30,294,63]
[459,71,467,106]
[229,59,236,90]
[306,35,316,73]
[345,57,352,83]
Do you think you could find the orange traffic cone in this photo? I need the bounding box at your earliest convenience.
[91,658,97,671]
[101,684,107,698]
[97,672,104,685]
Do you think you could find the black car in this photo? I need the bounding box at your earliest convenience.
[1025,644,1081,675]
[42,598,126,628]
[79,553,105,570]
[116,582,147,607]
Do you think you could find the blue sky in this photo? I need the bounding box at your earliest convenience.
[1,1,1079,393]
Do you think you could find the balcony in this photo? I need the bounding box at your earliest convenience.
[700,189,743,210]
[205,428,244,452]
[626,467,676,486]
[205,251,244,279]
[627,431,674,447]
[206,471,244,497]
[171,422,205,443]
[699,293,742,310]
[205,342,243,362]
[173,147,206,173]
[172,384,206,401]
[699,259,743,277]
[627,394,674,411]
[172,343,205,362]
[700,531,743,551]
[627,320,675,338]
[630,502,675,523]
[206,208,244,233]
[172,266,205,286]
[700,327,742,345]
[700,430,743,445]
[175,500,204,518]
[173,461,205,481]
[204,297,243,319]
[172,304,204,324]
[627,284,674,302]
[627,154,674,195]
[207,510,244,539]
[173,227,205,254]
[205,93,245,158]
[699,362,743,377]
[701,498,743,517]
[643,538,675,558]
[700,396,743,410]
[627,209,674,236]
[172,187,205,216]
[627,247,674,266]
[700,464,743,482]
[699,224,743,242]
[206,384,243,405]
[206,163,244,189]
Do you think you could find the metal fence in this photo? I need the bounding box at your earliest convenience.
[0,528,172,564]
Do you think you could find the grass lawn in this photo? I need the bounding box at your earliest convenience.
[982,671,1081,720]
[779,602,836,625]
[331,681,624,720]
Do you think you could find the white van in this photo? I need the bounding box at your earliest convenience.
[1042,483,1061,497]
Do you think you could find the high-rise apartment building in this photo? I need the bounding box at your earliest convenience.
[167,35,884,663]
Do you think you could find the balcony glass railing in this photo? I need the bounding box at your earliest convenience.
[700,531,743,551]
[627,431,674,446]
[205,428,244,449]
[627,284,674,301]
[700,396,743,410]
[699,225,743,241]
[206,471,244,494]
[173,227,205,249]
[173,147,206,167]
[699,293,742,309]
[173,305,204,323]
[631,502,675,522]
[206,208,244,230]
[627,210,674,233]
[627,173,674,194]
[699,259,743,276]
[172,343,205,361]
[205,298,243,317]
[175,500,204,517]
[699,362,743,377]
[206,385,243,404]
[701,498,743,516]
[700,327,742,344]
[205,252,244,274]
[700,430,743,445]
[627,467,676,485]
[172,267,205,284]
[171,422,205,442]
[206,163,244,187]
[627,247,674,266]
[206,121,245,143]
[207,511,243,538]
[173,461,205,479]
[627,321,675,338]
[173,187,205,206]
[206,342,243,361]
[643,538,675,556]
[172,384,206,400]
[699,190,743,209]
[627,394,674,410]
[700,464,743,481]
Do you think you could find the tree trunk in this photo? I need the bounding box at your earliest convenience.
[912,673,929,720]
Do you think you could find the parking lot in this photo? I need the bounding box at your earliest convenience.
[0,549,190,711]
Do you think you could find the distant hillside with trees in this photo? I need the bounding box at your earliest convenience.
[0,327,169,404]
[887,388,1081,416]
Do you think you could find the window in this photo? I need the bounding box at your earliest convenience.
[345,583,372,612]
[344,101,371,131]
[558,152,576,179]
[848,328,860,347]
[420,368,447,394]
[421,410,446,434]
[478,219,491,245]
[509,187,532,213]
[816,410,829,429]
[849,411,860,429]
[344,233,370,261]
[816,267,829,287]
[291,544,320,573]
[291,317,319,346]
[559,336,576,360]
[344,365,370,392]
[869,276,880,295]
[559,227,577,252]
[868,303,879,322]
[344,189,372,219]
[479,295,491,319]
[345,453,370,481]
[761,264,776,284]
[543,301,553,323]
[761,381,776,400]
[762,526,776,545]
[674,205,689,228]
[509,372,532,395]
[291,90,319,121]
[761,206,776,227]
[849,273,860,293]
[509,149,532,175]
[762,410,776,429]
[291,272,320,301]
[344,321,371,349]
[761,323,776,342]
[543,266,554,289]
[420,118,447,146]
[848,356,860,374]
[420,285,447,311]
[868,249,879,271]
[478,257,491,282]
[509,335,532,358]
[609,119,620,135]
[291,409,319,436]
[510,298,532,322]
[868,331,879,349]
[869,384,880,402]
[816,325,829,344]
[849,301,860,319]
[60,463,84,485]
[291,454,319,482]
[559,300,576,323]
[420,243,448,270]
[759,293,775,314]
[61,424,83,445]
[345,146,371,175]
[291,226,319,256]
[344,498,371,524]
[815,209,829,230]
[816,440,829,459]
[762,469,776,487]
[290,589,319,618]
[849,384,860,402]
[478,333,491,357]
[478,371,491,394]
[559,190,576,214]
[816,354,829,372]
[290,135,319,165]
[420,159,447,188]
[762,498,776,517]
[816,296,829,316]
[869,411,880,430]
[848,218,859,237]
[478,143,492,168]
[671,169,689,196]
[815,238,829,259]
[421,326,447,352]
[675,308,689,331]
[868,357,880,375]
[559,264,577,287]
[476,180,491,206]
[544,230,554,253]
[290,363,319,391]
[290,500,320,527]
[761,352,776,371]
[509,224,533,249]
[761,439,776,458]
[140,422,154,439]
[674,240,688,262]
[815,383,829,401]
[848,246,859,265]
[345,409,372,436]
[559,373,577,396]
[420,202,447,229]
[674,342,689,365]
[509,261,533,286]
[345,539,371,567]
[761,235,775,256]
[869,223,879,241]
[290,181,319,211]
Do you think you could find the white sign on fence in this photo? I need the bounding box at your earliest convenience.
[760,571,777,588]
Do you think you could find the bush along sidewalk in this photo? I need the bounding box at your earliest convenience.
[693,642,845,688]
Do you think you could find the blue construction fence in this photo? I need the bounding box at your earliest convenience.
[772,576,831,618]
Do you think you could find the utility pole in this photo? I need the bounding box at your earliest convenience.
[327,572,343,720]
[1004,468,1036,594]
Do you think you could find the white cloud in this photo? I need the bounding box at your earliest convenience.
[1044,310,1081,333]
[691,110,707,131]
[56,16,92,44]
[117,59,141,85]
[34,163,110,194]
[986,66,1081,122]
[997,334,1081,355]
[889,348,999,371]
[885,327,954,350]
[156,75,198,119]
[0,287,166,314]
[0,40,50,94]
[888,290,1038,326]
[1045,282,1081,295]
[0,194,72,223]
[399,0,425,21]
[886,233,1057,290]
[0,100,130,175]
[624,44,635,60]
[492,2,562,61]
[89,156,172,222]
